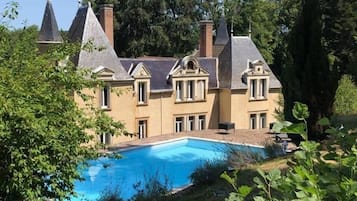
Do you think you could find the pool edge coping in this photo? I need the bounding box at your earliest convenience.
[108,136,264,154]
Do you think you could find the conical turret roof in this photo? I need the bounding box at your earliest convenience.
[38,0,62,43]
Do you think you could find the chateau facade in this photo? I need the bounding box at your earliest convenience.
[38,1,281,145]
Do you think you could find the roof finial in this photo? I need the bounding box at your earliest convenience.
[248,17,252,38]
[88,1,91,7]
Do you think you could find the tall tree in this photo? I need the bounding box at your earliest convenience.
[0,17,125,201]
[282,0,351,138]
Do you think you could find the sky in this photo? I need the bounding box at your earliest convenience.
[0,0,79,30]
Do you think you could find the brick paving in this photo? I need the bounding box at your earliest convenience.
[107,128,297,151]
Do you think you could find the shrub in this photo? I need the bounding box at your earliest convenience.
[264,141,284,158]
[190,160,228,185]
[225,146,263,168]
[130,171,172,201]
[97,187,123,201]
[222,102,357,201]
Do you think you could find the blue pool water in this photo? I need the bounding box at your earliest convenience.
[72,138,265,201]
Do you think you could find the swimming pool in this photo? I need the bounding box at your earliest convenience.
[72,138,265,200]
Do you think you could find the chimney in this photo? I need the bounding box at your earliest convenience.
[199,20,213,57]
[98,4,114,47]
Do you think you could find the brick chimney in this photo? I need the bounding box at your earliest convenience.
[98,4,114,47]
[199,20,213,57]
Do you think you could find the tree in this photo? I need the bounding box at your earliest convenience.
[92,0,202,57]
[0,15,125,201]
[224,0,280,64]
[281,0,357,138]
[334,75,357,115]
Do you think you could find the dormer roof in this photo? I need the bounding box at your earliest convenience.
[38,0,62,43]
[68,5,132,81]
[219,36,281,89]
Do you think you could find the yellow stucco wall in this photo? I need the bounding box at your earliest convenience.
[75,81,281,144]
[229,88,281,129]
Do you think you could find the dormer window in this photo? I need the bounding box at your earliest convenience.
[176,81,183,101]
[249,78,268,100]
[187,80,195,101]
[187,61,194,70]
[138,81,147,104]
[100,85,110,109]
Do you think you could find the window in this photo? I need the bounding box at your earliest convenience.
[101,86,110,109]
[175,117,184,133]
[176,81,183,101]
[260,113,266,129]
[138,82,147,104]
[187,61,194,70]
[138,120,147,139]
[259,79,267,98]
[250,114,257,129]
[198,115,205,130]
[99,133,111,145]
[197,80,206,100]
[250,79,256,99]
[187,80,195,101]
[187,116,195,131]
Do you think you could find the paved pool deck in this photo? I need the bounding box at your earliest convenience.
[106,129,297,151]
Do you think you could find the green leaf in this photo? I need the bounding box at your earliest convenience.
[292,102,309,120]
[281,123,307,140]
[318,117,330,126]
[237,185,253,197]
[272,121,292,133]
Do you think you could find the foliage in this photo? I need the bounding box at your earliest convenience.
[224,0,279,64]
[222,102,357,201]
[190,160,228,186]
[0,18,126,201]
[97,187,123,201]
[334,75,357,115]
[263,141,283,159]
[273,93,285,122]
[225,146,263,168]
[280,0,357,138]
[130,171,172,201]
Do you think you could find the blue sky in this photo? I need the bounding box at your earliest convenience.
[1,0,79,30]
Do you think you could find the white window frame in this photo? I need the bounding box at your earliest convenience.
[198,115,205,130]
[138,120,147,139]
[197,80,206,100]
[250,79,256,99]
[175,117,184,133]
[138,82,147,104]
[176,81,183,101]
[101,85,110,109]
[259,79,267,99]
[250,114,257,129]
[99,133,111,145]
[187,80,194,101]
[187,116,195,131]
[260,113,266,129]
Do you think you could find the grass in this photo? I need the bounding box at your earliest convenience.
[169,156,289,201]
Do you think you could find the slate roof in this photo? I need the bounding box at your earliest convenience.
[214,16,229,46]
[120,57,218,92]
[68,5,131,81]
[38,0,62,43]
[219,36,281,89]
